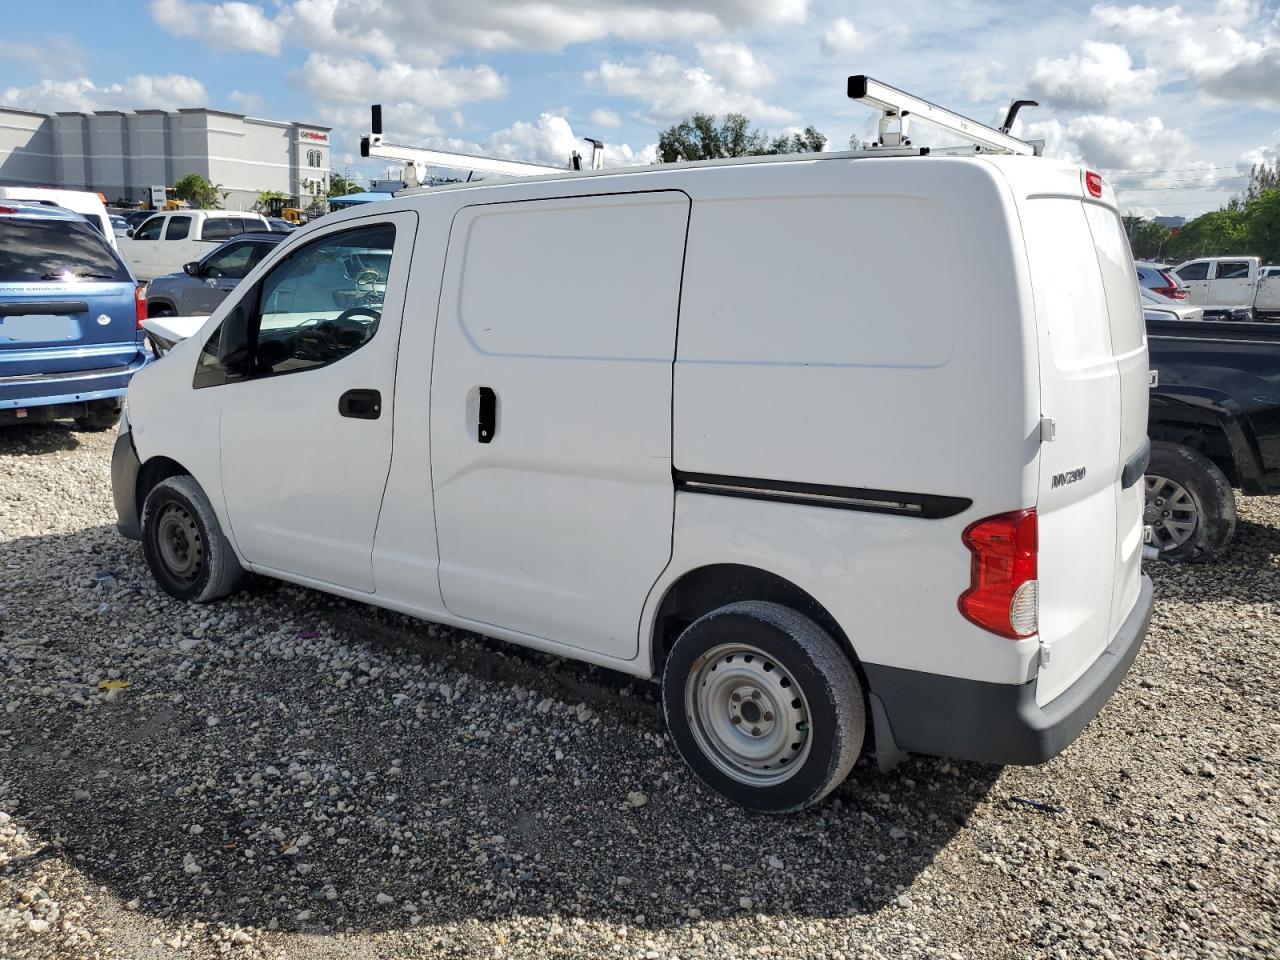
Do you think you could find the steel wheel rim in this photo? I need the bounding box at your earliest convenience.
[1144,474,1199,551]
[684,642,811,787]
[155,502,204,585]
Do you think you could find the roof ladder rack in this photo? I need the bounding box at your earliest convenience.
[847,76,1041,156]
[360,105,606,185]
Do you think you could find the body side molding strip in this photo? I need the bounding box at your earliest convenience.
[673,471,972,520]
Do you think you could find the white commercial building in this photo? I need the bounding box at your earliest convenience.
[0,107,330,211]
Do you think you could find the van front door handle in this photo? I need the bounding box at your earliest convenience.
[338,388,381,420]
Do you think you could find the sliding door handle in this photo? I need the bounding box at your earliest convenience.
[477,386,496,443]
[338,388,381,420]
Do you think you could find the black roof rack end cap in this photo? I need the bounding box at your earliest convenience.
[847,75,870,100]
[359,136,370,158]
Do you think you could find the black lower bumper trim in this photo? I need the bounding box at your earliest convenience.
[865,575,1154,765]
[112,429,143,540]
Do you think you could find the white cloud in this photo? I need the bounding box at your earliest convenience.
[291,53,506,110]
[228,90,266,113]
[694,42,774,89]
[819,17,868,56]
[1028,41,1160,110]
[586,53,796,124]
[0,74,209,112]
[151,0,808,64]
[1092,2,1280,108]
[590,108,621,128]
[1020,113,1218,191]
[150,0,283,55]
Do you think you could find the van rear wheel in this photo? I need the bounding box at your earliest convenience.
[142,475,245,602]
[662,601,865,813]
[1144,441,1236,563]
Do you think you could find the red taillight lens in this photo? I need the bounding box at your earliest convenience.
[134,285,146,330]
[1157,273,1186,299]
[1084,170,1103,197]
[959,509,1038,639]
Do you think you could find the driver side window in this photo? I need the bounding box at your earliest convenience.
[251,223,396,378]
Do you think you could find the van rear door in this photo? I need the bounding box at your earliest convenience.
[1020,190,1146,706]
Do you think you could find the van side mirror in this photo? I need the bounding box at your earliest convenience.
[183,261,201,276]
[217,302,253,376]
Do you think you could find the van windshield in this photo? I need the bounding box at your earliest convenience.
[0,218,130,283]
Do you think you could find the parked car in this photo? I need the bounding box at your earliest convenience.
[1145,312,1280,560]
[1135,260,1186,300]
[1141,287,1203,321]
[0,202,149,430]
[113,150,1153,813]
[0,186,118,250]
[265,217,297,233]
[145,232,285,319]
[110,214,131,240]
[118,210,270,281]
[1171,256,1280,319]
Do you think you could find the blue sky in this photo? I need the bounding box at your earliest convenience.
[2,0,1278,216]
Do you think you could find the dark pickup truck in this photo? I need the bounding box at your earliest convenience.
[1145,315,1280,561]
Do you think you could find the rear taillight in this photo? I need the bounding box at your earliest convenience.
[1156,272,1187,299]
[959,509,1038,639]
[1084,170,1103,198]
[134,285,146,329]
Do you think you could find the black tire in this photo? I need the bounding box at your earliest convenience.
[73,401,121,432]
[1144,441,1236,563]
[662,601,865,813]
[141,475,245,602]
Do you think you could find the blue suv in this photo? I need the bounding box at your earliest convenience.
[1,202,150,430]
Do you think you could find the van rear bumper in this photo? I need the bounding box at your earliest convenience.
[865,575,1154,766]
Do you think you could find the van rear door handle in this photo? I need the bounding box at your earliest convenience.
[338,388,381,420]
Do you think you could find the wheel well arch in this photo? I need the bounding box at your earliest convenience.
[1148,416,1240,487]
[650,564,862,681]
[146,298,176,318]
[135,455,191,517]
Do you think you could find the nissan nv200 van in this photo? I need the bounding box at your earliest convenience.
[113,99,1153,812]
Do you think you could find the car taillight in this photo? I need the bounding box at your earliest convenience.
[1084,170,1103,198]
[1157,273,1186,299]
[134,285,146,329]
[959,509,1038,639]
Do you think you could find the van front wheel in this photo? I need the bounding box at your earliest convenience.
[142,475,245,602]
[662,601,865,813]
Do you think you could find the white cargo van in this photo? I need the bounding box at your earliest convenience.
[113,79,1153,812]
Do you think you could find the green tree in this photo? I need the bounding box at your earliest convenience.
[1243,187,1280,264]
[656,113,828,163]
[172,173,223,209]
[1165,208,1248,260]
[328,172,364,197]
[255,190,286,213]
[1131,220,1172,259]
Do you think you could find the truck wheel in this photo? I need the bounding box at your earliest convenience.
[1144,441,1236,563]
[73,401,121,432]
[662,601,865,813]
[141,475,245,602]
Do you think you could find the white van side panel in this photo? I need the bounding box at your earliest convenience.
[429,192,689,660]
[673,161,1038,515]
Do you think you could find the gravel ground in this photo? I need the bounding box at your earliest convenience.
[1,423,1277,960]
